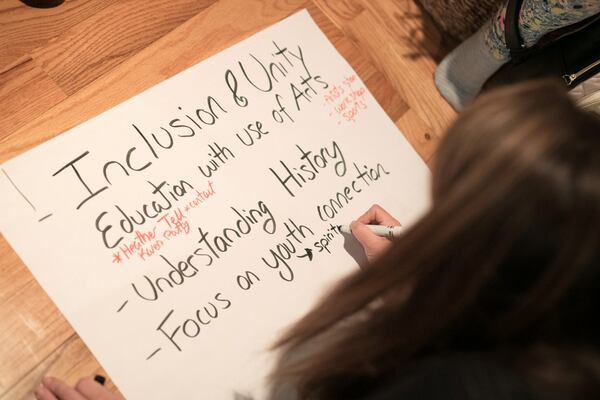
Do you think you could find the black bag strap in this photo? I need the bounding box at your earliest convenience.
[504,0,528,60]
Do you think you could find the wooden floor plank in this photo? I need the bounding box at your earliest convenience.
[31,0,217,95]
[0,274,73,393]
[0,335,120,400]
[0,0,309,164]
[362,0,455,63]
[395,108,439,162]
[0,0,118,72]
[312,0,365,29]
[0,58,67,141]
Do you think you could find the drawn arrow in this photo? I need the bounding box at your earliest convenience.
[297,247,313,262]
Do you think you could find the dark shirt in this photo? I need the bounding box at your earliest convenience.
[364,354,543,400]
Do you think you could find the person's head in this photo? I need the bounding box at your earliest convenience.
[270,80,600,399]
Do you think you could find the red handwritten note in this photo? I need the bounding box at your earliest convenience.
[111,181,216,263]
[324,74,368,124]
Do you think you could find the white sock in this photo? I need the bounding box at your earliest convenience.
[434,22,506,110]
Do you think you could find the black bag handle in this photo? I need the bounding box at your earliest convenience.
[504,0,528,60]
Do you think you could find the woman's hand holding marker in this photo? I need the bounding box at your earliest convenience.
[347,204,401,263]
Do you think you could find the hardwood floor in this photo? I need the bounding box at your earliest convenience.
[0,1,456,398]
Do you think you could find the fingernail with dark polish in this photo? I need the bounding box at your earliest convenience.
[94,375,106,385]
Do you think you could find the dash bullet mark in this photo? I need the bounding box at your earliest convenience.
[38,214,53,222]
[146,348,161,360]
[2,168,36,211]
[117,300,129,313]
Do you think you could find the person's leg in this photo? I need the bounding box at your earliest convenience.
[435,0,600,110]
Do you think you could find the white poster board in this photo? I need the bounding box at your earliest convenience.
[0,10,430,399]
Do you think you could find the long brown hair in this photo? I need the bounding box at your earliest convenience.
[269,80,600,399]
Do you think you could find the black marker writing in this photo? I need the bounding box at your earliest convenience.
[52,151,109,210]
[269,141,347,197]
